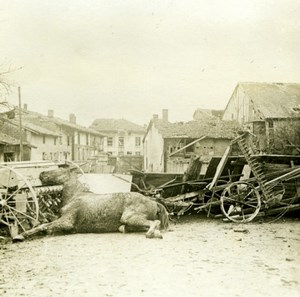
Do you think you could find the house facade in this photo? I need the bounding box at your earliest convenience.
[90,119,145,157]
[222,82,300,154]
[0,115,61,162]
[143,112,240,173]
[0,107,105,163]
[23,109,105,162]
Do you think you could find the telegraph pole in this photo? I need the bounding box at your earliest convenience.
[18,86,23,161]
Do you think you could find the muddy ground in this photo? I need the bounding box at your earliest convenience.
[0,215,299,297]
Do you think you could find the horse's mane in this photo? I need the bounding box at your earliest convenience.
[156,202,169,230]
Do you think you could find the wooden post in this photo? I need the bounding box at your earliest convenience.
[18,86,23,161]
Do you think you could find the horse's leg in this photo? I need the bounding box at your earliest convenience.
[13,213,76,241]
[120,212,163,239]
[118,224,148,233]
[146,220,162,239]
[13,222,52,240]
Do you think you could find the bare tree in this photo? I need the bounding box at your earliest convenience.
[0,64,23,97]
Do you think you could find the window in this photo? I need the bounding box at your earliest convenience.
[43,135,46,144]
[135,152,141,156]
[118,151,124,156]
[127,151,132,155]
[107,137,113,146]
[4,152,15,162]
[118,137,124,147]
[269,120,274,129]
[77,133,81,145]
[54,137,57,145]
[135,137,141,147]
[86,133,89,145]
[67,136,71,146]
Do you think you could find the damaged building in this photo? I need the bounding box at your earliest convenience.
[222,82,300,154]
[143,109,240,174]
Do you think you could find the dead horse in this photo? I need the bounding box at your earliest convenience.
[15,168,169,241]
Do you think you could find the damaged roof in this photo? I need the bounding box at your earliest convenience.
[151,118,240,139]
[90,119,146,133]
[239,82,300,119]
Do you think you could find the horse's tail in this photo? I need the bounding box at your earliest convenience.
[157,202,169,230]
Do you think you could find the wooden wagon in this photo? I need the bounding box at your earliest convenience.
[132,132,300,222]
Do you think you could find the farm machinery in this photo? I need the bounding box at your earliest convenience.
[0,160,85,238]
[132,132,300,222]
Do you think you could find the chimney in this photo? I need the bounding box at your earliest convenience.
[162,109,168,122]
[69,113,76,124]
[23,103,28,110]
[48,109,54,118]
[153,114,159,120]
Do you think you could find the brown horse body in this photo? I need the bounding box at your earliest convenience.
[15,169,169,240]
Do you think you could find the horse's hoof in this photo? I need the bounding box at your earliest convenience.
[154,230,163,239]
[118,225,126,233]
[12,235,25,243]
[146,232,154,239]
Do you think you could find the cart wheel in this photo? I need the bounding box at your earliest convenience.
[0,166,39,237]
[220,181,261,223]
[202,180,228,216]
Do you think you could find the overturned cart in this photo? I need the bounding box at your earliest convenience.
[133,133,300,223]
[0,161,84,237]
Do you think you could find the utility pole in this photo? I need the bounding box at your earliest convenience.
[18,86,23,161]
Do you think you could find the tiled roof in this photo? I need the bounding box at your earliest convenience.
[239,82,300,119]
[90,119,146,133]
[7,117,61,136]
[0,101,14,114]
[16,110,104,136]
[193,108,223,120]
[0,132,31,146]
[48,117,104,136]
[153,118,240,139]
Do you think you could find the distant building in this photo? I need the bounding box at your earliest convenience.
[90,119,146,157]
[0,115,61,162]
[20,109,105,162]
[193,108,223,121]
[143,110,240,173]
[0,106,105,162]
[222,82,300,154]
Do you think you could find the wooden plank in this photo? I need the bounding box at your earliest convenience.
[208,145,232,190]
[169,136,206,157]
[164,191,199,202]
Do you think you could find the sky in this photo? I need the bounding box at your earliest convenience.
[0,0,299,127]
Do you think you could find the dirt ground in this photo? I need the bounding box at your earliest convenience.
[0,215,299,297]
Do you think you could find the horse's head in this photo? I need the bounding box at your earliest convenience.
[40,168,72,185]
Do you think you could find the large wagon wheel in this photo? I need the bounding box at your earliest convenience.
[220,181,261,223]
[0,166,39,237]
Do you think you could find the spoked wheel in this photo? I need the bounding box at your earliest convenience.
[220,181,261,223]
[0,166,39,237]
[202,180,228,216]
